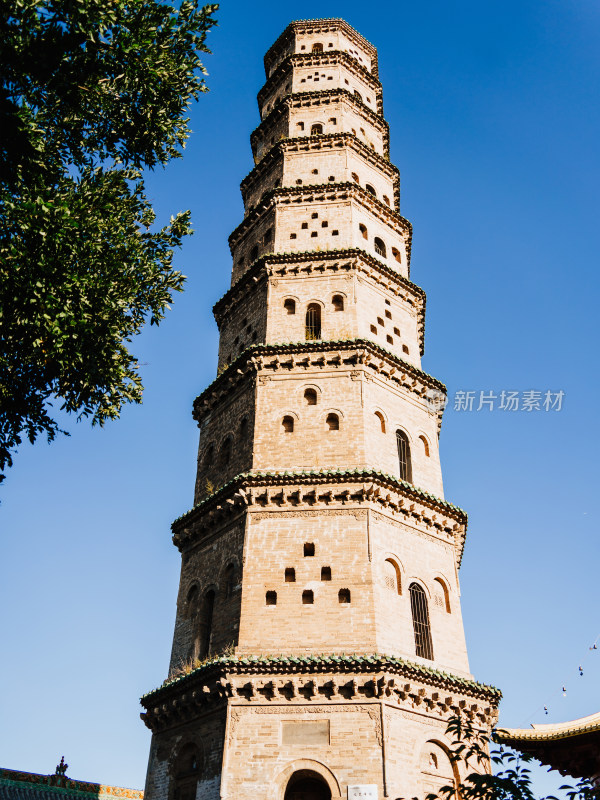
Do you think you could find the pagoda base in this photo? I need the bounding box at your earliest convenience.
[141,655,500,800]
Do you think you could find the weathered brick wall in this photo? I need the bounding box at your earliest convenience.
[169,519,245,674]
[230,208,276,283]
[217,282,267,369]
[236,508,377,654]
[194,385,255,503]
[355,276,421,365]
[370,510,469,673]
[144,711,226,800]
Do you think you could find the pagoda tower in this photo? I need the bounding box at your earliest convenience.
[141,19,500,800]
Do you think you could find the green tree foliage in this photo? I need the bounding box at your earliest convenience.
[425,714,599,800]
[0,0,218,477]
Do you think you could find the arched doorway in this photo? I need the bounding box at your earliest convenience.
[285,770,332,800]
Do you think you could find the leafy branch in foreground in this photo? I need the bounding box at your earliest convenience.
[0,0,218,477]
[426,714,599,800]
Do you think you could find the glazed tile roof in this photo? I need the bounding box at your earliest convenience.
[495,710,600,743]
[0,769,142,800]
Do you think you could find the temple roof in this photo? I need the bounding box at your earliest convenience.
[495,712,600,780]
[0,768,142,800]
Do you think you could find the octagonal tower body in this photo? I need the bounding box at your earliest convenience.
[141,19,500,800]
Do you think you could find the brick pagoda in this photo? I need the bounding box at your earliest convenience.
[141,19,500,800]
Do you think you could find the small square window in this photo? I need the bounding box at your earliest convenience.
[321,566,332,581]
[321,221,328,228]
[332,230,339,235]
[328,175,335,181]
[301,222,308,229]
[312,169,319,174]
[370,325,377,334]
[385,310,392,319]
[304,542,315,556]
[311,231,318,237]
[402,345,409,354]
[385,299,391,306]
[296,179,303,185]
[393,326,400,336]
[301,44,306,50]
[377,317,384,326]
[311,212,318,219]
[327,76,333,80]
[386,335,393,344]
[290,233,297,239]
[344,79,349,85]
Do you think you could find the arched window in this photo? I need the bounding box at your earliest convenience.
[282,415,294,433]
[359,223,368,240]
[285,567,296,582]
[305,303,321,340]
[338,588,351,603]
[420,742,456,798]
[239,416,248,439]
[304,387,317,405]
[219,436,232,467]
[250,245,258,262]
[434,578,451,613]
[223,564,236,598]
[374,411,386,433]
[374,237,386,257]
[312,42,323,52]
[365,184,376,197]
[266,590,277,605]
[263,228,272,243]
[391,247,402,263]
[302,589,314,604]
[186,584,199,616]
[409,583,433,660]
[419,434,430,457]
[284,298,296,314]
[198,589,215,659]
[396,429,412,482]
[321,566,331,581]
[383,559,401,594]
[326,413,340,431]
[351,172,359,183]
[203,443,214,467]
[353,90,363,102]
[172,743,202,800]
[332,294,344,311]
[310,123,323,136]
[304,542,315,556]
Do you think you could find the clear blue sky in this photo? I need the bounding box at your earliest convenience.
[1,0,599,792]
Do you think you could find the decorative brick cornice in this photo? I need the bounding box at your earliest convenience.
[264,19,379,79]
[229,183,412,263]
[212,249,425,353]
[140,653,500,734]
[240,134,400,211]
[194,339,442,425]
[250,89,389,158]
[258,52,384,116]
[171,469,468,564]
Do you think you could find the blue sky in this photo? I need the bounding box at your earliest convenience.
[1,0,599,792]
